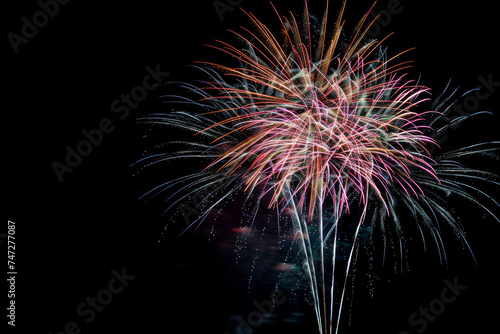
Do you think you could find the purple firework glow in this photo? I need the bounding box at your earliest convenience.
[133,1,499,333]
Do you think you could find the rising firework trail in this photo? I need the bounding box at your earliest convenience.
[133,1,499,333]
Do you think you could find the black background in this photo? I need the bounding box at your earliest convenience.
[4,0,500,333]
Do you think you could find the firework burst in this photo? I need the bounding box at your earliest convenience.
[133,1,499,333]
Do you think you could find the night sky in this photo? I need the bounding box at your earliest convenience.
[5,0,500,333]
